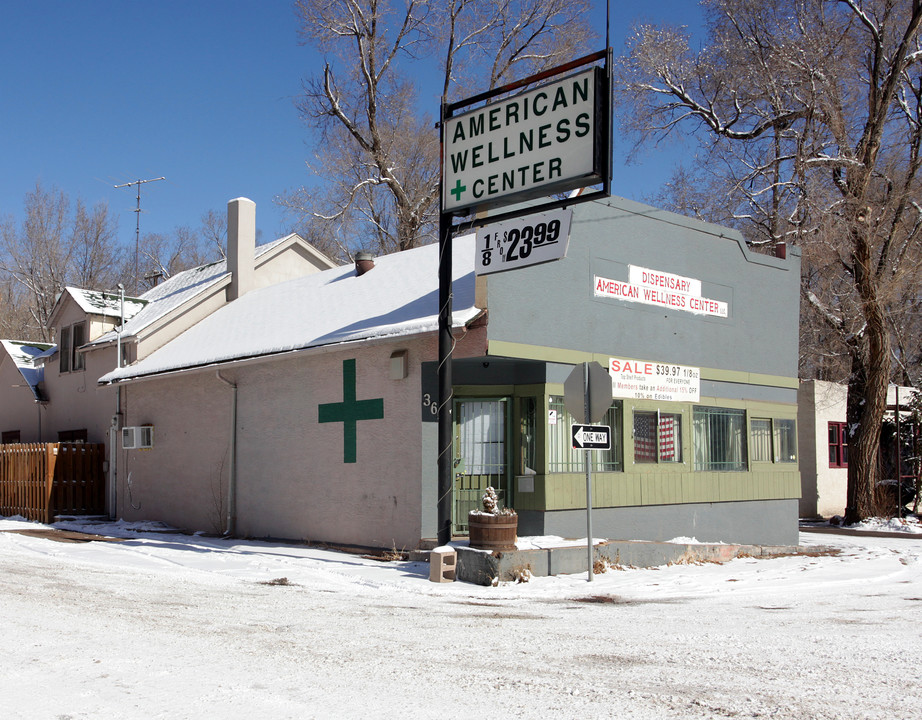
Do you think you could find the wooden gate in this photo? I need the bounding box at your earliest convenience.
[0,443,106,523]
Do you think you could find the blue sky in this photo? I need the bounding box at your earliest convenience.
[0,1,704,246]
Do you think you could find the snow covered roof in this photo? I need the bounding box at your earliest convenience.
[101,235,480,383]
[88,235,295,347]
[0,339,53,400]
[63,287,148,320]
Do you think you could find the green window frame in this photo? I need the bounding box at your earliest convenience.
[693,406,747,471]
[519,397,537,475]
[633,410,682,463]
[548,396,623,472]
[751,417,797,463]
[750,418,773,462]
[773,419,797,463]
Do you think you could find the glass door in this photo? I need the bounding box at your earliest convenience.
[453,398,509,533]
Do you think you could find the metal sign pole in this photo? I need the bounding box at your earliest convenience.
[436,213,453,547]
[584,362,594,582]
[437,98,454,548]
[896,385,901,521]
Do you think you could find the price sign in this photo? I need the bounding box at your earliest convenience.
[609,357,701,402]
[475,208,572,276]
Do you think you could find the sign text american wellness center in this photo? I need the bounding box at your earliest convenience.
[442,68,601,213]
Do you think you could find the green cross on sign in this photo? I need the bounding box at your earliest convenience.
[450,178,467,202]
[318,358,384,463]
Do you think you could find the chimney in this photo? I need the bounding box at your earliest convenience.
[355,251,375,276]
[227,197,256,301]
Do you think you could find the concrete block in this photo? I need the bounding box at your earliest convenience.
[429,546,456,583]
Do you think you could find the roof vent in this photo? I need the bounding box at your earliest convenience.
[355,252,375,276]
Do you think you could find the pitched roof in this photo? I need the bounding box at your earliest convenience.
[87,235,305,347]
[0,340,53,401]
[65,288,148,320]
[101,235,479,383]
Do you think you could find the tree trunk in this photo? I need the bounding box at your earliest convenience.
[844,229,891,524]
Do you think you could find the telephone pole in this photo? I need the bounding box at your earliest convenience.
[114,176,165,295]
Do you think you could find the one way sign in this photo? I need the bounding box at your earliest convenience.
[571,424,611,450]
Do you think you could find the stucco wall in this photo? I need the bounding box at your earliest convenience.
[254,243,335,288]
[42,345,117,444]
[798,379,848,518]
[0,358,43,441]
[484,196,800,379]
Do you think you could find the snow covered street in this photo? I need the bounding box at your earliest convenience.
[1,516,920,719]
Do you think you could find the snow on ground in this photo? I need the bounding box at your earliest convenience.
[1,516,920,720]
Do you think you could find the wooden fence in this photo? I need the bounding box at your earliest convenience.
[0,443,106,523]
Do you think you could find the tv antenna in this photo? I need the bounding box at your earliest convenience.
[114,176,165,295]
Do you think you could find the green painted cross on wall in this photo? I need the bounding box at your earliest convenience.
[318,358,385,463]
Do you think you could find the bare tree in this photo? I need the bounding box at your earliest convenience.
[132,216,230,291]
[0,183,128,341]
[284,0,594,255]
[71,200,123,289]
[0,186,234,337]
[199,209,228,261]
[617,0,922,523]
[0,271,33,340]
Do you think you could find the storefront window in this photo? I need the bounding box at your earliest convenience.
[750,418,773,462]
[633,411,682,463]
[548,396,622,472]
[693,406,747,471]
[774,419,797,462]
[519,397,537,475]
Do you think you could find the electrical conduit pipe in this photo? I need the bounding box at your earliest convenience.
[216,371,237,536]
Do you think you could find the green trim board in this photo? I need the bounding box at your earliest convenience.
[521,385,799,511]
[486,339,800,390]
[518,470,801,511]
[455,373,800,514]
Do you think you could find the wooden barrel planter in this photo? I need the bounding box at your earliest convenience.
[468,512,518,551]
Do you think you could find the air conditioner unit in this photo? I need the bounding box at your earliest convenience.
[122,425,153,450]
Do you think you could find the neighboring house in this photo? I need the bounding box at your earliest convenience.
[797,379,849,519]
[798,379,919,518]
[40,287,148,444]
[100,196,802,549]
[0,340,53,443]
[1,197,337,513]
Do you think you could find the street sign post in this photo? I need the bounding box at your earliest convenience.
[563,361,613,423]
[571,424,611,450]
[435,48,612,548]
[563,361,614,581]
